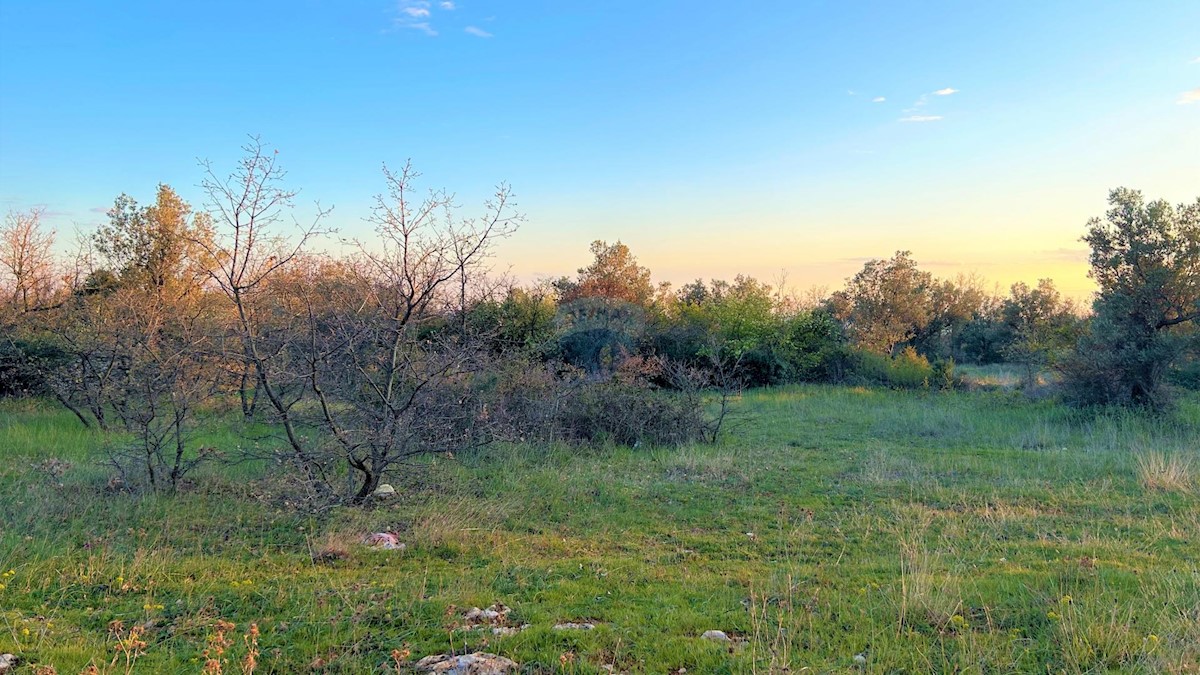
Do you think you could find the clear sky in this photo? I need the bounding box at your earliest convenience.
[1,0,1197,300]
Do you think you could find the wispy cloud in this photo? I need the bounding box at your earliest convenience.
[394,1,437,34]
[871,96,886,103]
[1191,57,1200,64]
[392,1,485,36]
[904,94,929,112]
[89,206,110,214]
[897,87,959,119]
[1178,88,1200,105]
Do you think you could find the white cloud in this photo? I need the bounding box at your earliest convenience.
[440,1,456,8]
[1191,57,1200,64]
[465,25,493,37]
[933,87,958,96]
[872,96,886,103]
[1178,88,1200,105]
[899,115,943,122]
[394,1,439,34]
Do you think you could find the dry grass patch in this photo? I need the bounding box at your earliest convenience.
[406,495,515,549]
[859,447,927,486]
[1135,451,1194,492]
[661,448,746,484]
[892,513,962,632]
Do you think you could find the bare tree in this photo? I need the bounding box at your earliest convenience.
[302,162,522,502]
[1,208,58,313]
[97,285,221,490]
[194,137,332,473]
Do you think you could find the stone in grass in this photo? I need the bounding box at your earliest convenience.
[553,622,596,631]
[701,630,731,642]
[373,483,397,498]
[414,652,518,674]
[464,603,510,625]
[0,654,17,674]
[364,532,406,550]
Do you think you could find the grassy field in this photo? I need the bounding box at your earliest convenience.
[1,386,1198,673]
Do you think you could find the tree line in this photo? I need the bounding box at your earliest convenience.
[1,139,1197,501]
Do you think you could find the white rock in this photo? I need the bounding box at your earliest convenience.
[853,652,868,665]
[414,652,518,674]
[464,603,510,625]
[0,654,17,674]
[701,630,731,642]
[373,483,397,497]
[553,622,596,631]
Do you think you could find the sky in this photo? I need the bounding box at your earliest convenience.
[1,0,1197,301]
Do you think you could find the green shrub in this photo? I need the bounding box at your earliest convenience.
[889,347,933,389]
[931,357,958,390]
[848,347,935,389]
[0,337,67,398]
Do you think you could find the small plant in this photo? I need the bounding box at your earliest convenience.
[106,620,147,675]
[200,619,260,674]
[389,647,412,673]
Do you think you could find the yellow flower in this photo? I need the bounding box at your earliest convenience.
[1059,595,1072,605]
[0,583,6,591]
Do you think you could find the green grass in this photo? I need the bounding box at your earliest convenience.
[1,387,1198,673]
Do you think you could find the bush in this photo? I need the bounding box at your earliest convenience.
[849,347,935,389]
[931,358,958,390]
[1168,358,1200,390]
[561,378,709,446]
[1059,310,1184,410]
[780,310,846,382]
[493,356,712,448]
[0,337,67,398]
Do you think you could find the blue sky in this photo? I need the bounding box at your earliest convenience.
[1,0,1197,298]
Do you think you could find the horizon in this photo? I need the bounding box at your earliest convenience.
[2,1,1197,302]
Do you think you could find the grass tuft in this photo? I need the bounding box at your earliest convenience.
[1135,451,1194,492]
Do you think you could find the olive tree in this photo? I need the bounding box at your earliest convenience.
[830,251,933,355]
[1063,188,1200,408]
